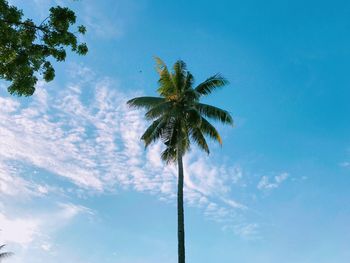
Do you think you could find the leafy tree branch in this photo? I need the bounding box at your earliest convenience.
[0,0,88,96]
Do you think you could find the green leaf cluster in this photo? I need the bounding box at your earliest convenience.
[0,0,88,96]
[128,57,233,163]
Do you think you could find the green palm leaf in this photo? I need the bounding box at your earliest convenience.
[162,118,178,147]
[197,103,233,125]
[141,117,167,147]
[190,128,209,153]
[194,74,229,96]
[182,89,199,102]
[145,101,173,120]
[200,117,222,145]
[184,72,194,91]
[155,57,176,98]
[173,60,187,93]
[154,56,167,74]
[161,146,177,163]
[127,96,166,110]
[185,108,202,128]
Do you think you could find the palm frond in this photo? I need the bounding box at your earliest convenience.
[161,133,190,163]
[141,117,167,147]
[184,72,194,91]
[173,60,186,93]
[162,117,177,147]
[158,70,176,98]
[194,74,229,96]
[185,108,202,128]
[190,128,209,154]
[182,89,199,103]
[200,117,222,145]
[161,117,179,158]
[127,96,165,110]
[145,101,173,120]
[197,103,233,125]
[161,146,177,164]
[155,57,176,98]
[182,72,198,101]
[162,119,190,158]
[154,56,167,74]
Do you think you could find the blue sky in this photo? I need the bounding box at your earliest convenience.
[1,0,350,262]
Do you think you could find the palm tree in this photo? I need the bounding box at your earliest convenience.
[0,245,13,262]
[127,57,233,263]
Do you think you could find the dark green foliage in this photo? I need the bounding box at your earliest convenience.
[0,0,88,96]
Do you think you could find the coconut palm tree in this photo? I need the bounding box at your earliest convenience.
[127,57,233,263]
[0,245,13,262]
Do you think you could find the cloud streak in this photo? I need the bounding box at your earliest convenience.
[257,172,289,190]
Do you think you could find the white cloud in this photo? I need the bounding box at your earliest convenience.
[40,243,52,252]
[0,202,90,248]
[0,97,19,113]
[257,172,289,190]
[0,213,40,247]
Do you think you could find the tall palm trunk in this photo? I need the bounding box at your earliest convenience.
[177,153,185,263]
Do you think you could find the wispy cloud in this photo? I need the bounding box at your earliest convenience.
[257,172,289,190]
[0,213,40,247]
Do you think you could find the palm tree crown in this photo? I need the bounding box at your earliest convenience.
[127,57,233,162]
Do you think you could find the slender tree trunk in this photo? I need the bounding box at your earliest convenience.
[177,154,185,263]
